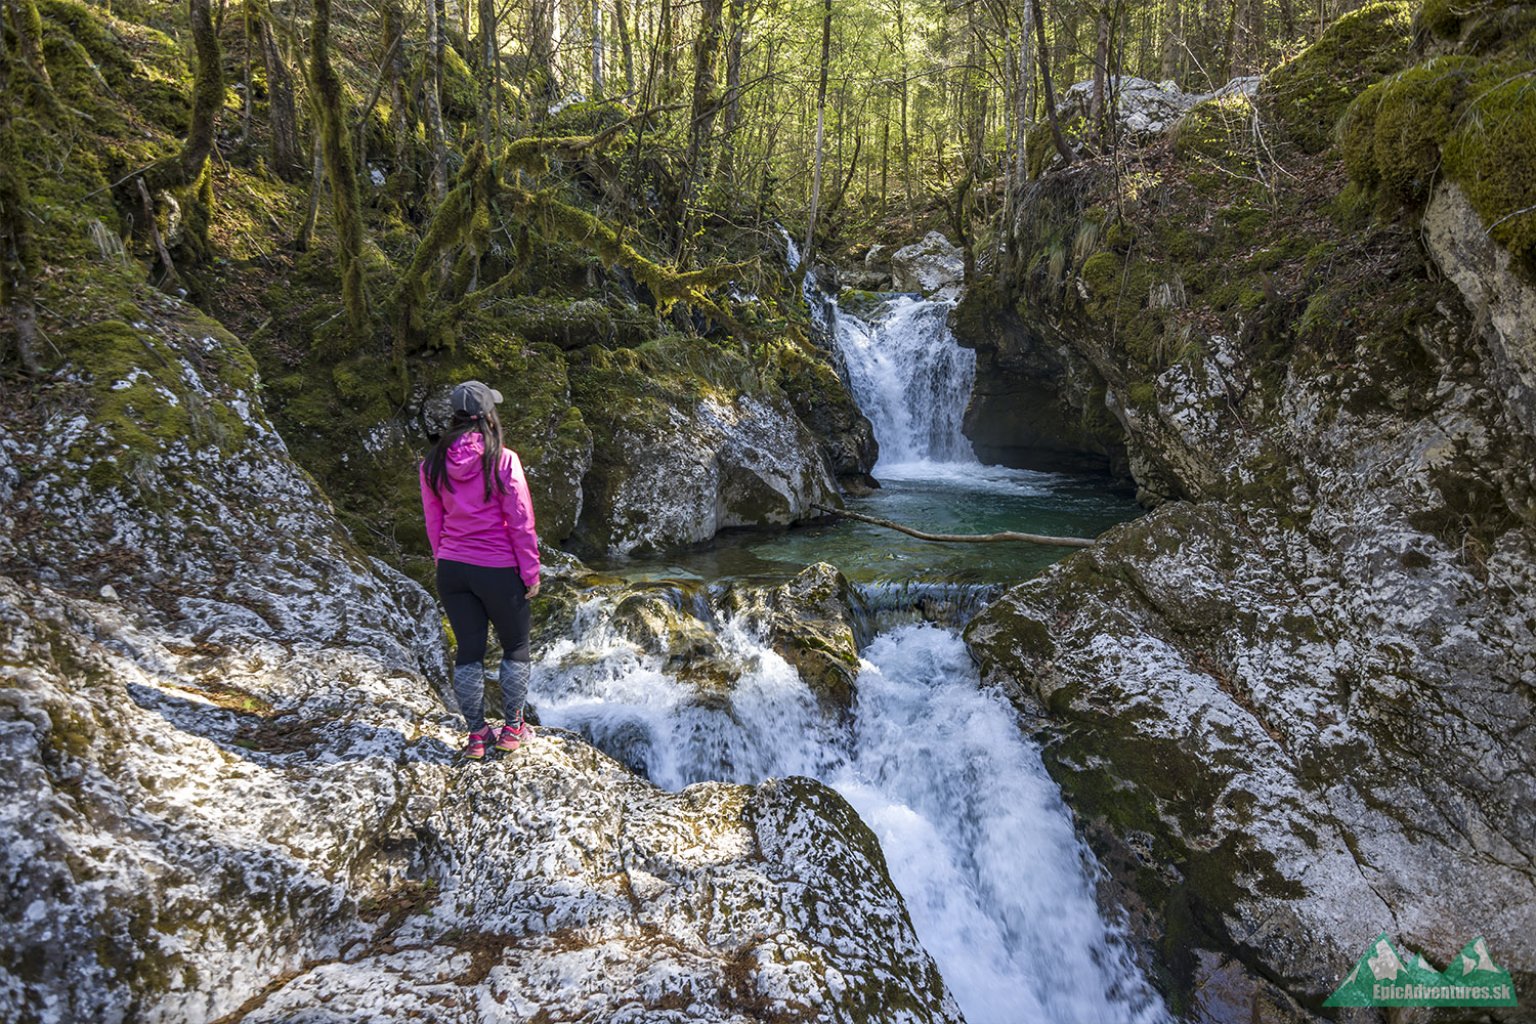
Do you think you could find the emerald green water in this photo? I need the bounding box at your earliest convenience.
[592,462,1140,586]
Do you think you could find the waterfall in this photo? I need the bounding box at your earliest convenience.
[832,297,978,470]
[536,606,1168,1024]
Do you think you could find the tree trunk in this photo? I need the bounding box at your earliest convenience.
[717,0,744,178]
[479,0,498,148]
[296,138,323,251]
[145,0,223,190]
[1016,0,1034,181]
[240,1,253,148]
[801,0,831,266]
[679,0,724,250]
[1161,0,1181,82]
[613,0,634,95]
[895,0,913,221]
[1032,0,1073,163]
[659,0,676,96]
[589,0,604,99]
[424,0,449,199]
[529,0,558,115]
[1090,7,1109,142]
[256,7,302,177]
[309,0,368,340]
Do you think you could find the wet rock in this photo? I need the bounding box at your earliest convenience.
[773,342,880,495]
[968,495,1536,1017]
[950,284,1131,477]
[720,563,864,711]
[891,232,965,298]
[611,582,741,692]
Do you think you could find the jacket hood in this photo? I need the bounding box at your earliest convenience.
[446,432,490,483]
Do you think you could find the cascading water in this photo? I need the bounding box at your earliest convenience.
[548,233,1159,1022]
[833,297,978,470]
[537,603,1167,1024]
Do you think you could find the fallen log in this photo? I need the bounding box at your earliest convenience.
[810,503,1096,548]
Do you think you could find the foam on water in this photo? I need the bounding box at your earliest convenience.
[536,611,1167,1024]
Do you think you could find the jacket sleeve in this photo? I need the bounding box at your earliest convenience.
[498,450,541,589]
[419,463,444,559]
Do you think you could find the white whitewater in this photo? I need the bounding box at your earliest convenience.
[832,296,979,471]
[536,612,1167,1024]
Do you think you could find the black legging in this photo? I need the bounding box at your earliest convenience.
[435,559,531,665]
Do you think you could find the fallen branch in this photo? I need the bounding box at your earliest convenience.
[810,503,1096,548]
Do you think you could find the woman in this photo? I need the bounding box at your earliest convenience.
[420,380,542,760]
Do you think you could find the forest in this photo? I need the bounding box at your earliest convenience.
[0,0,1398,372]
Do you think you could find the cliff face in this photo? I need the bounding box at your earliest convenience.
[0,304,952,1023]
[961,3,1536,1017]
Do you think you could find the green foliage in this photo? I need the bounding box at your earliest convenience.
[1261,0,1416,153]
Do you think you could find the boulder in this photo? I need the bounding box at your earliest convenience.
[967,499,1536,1018]
[890,232,965,297]
[719,563,865,711]
[576,388,840,556]
[1059,75,1262,143]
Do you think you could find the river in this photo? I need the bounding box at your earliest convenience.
[540,281,1163,1024]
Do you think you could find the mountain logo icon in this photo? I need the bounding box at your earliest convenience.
[1325,934,1519,1007]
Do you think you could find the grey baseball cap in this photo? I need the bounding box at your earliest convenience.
[450,380,503,417]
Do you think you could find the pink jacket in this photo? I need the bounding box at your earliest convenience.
[420,434,541,588]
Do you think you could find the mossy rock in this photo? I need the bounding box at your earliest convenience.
[1173,95,1255,166]
[1420,0,1532,42]
[1340,57,1478,203]
[1339,47,1536,264]
[1442,59,1536,262]
[60,319,252,479]
[718,564,862,712]
[1260,0,1416,154]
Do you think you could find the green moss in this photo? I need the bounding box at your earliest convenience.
[1261,0,1416,154]
[1339,45,1536,264]
[1173,94,1254,165]
[439,45,479,122]
[1342,58,1478,203]
[1442,62,1536,262]
[59,320,249,467]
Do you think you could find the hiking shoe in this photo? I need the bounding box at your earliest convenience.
[462,726,495,760]
[495,721,535,753]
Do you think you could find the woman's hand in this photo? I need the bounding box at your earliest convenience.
[526,581,541,599]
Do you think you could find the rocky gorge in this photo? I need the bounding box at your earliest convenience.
[950,2,1536,1018]
[3,0,1536,1020]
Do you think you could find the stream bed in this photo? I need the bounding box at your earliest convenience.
[542,287,1163,1023]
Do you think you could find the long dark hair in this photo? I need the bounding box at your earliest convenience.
[424,407,507,501]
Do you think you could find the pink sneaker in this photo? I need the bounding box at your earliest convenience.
[495,721,535,753]
[462,726,494,760]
